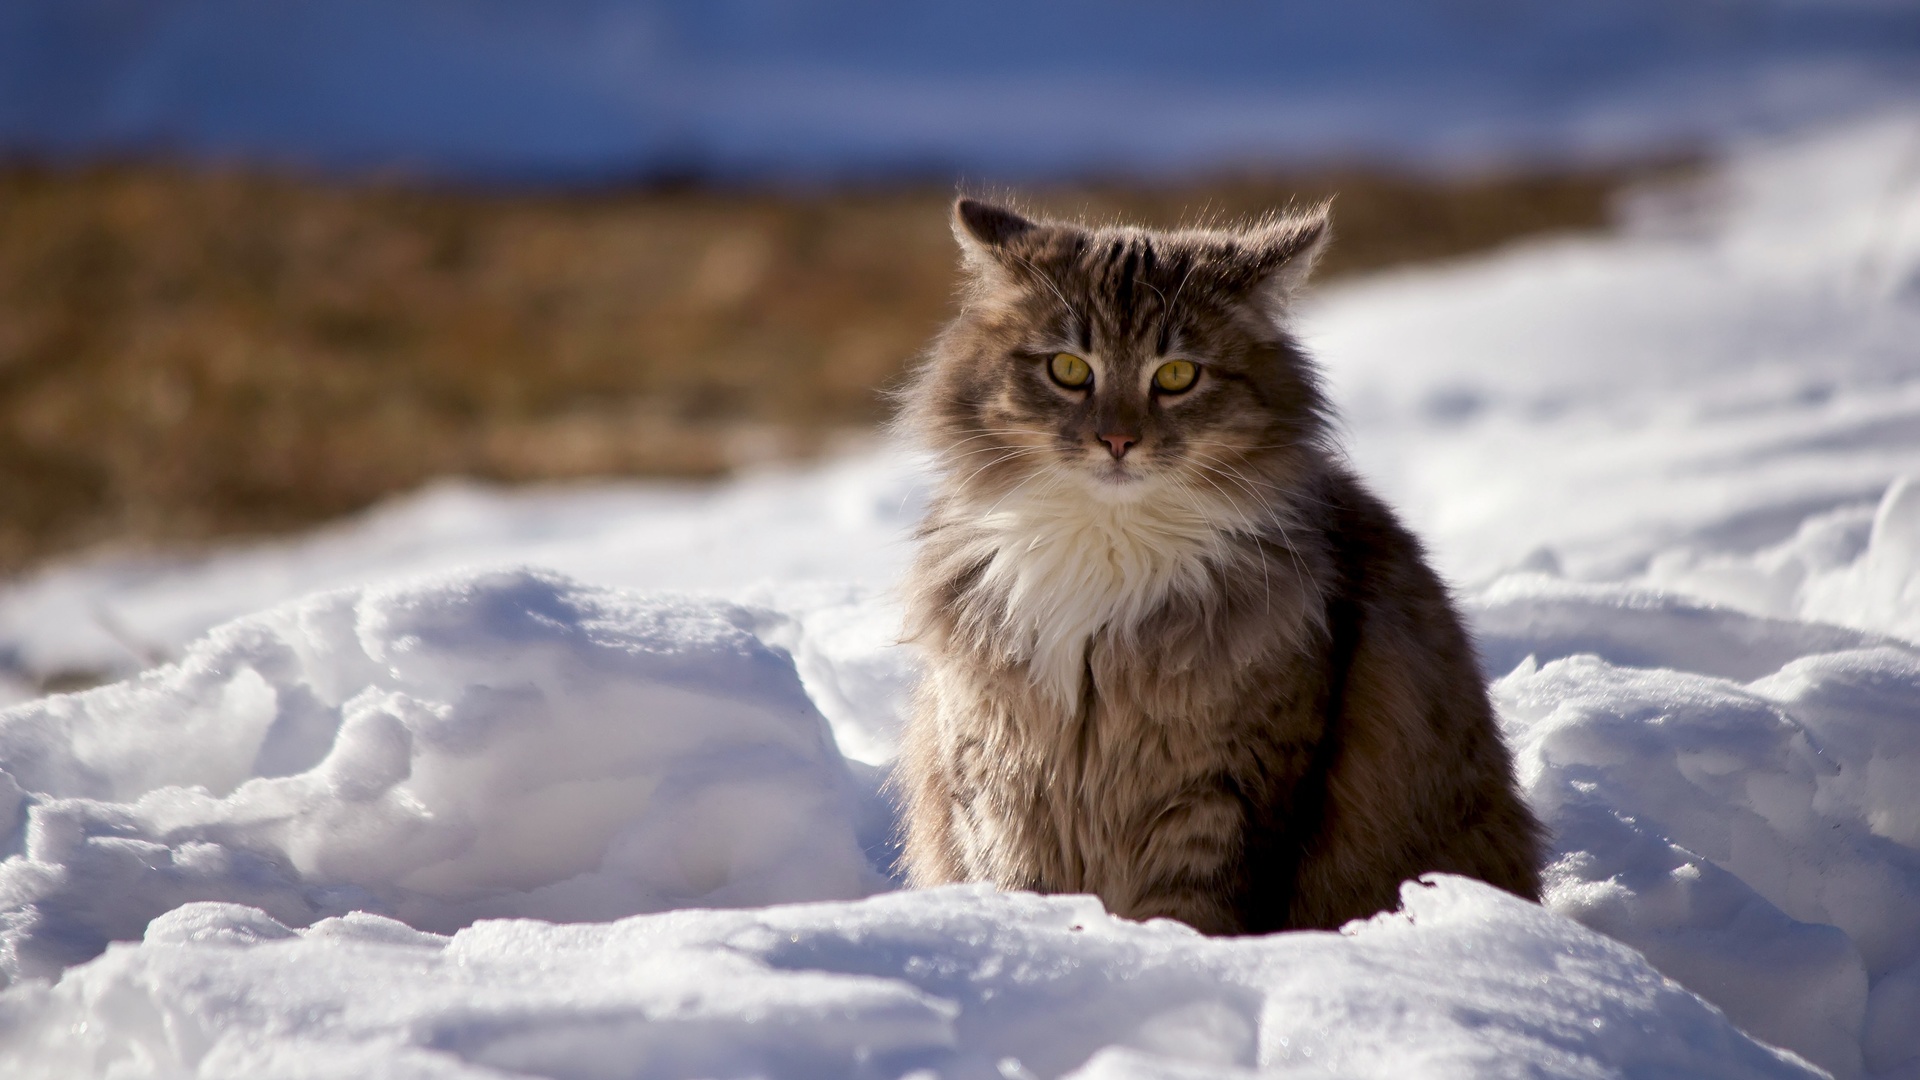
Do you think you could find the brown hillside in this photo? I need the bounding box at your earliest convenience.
[0,164,1636,573]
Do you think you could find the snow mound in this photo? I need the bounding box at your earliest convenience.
[1649,476,1920,650]
[1504,646,1920,1078]
[0,568,884,984]
[1470,575,1899,683]
[14,571,1918,1076]
[0,454,924,706]
[0,878,1820,1080]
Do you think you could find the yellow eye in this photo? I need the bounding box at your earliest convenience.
[1049,352,1092,389]
[1154,360,1198,393]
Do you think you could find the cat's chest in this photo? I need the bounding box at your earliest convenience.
[964,493,1242,703]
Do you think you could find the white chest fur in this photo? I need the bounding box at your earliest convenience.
[958,477,1261,707]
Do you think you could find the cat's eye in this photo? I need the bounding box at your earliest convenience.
[1049,352,1092,389]
[1154,360,1198,393]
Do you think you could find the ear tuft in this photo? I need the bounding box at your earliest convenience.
[954,198,1037,249]
[1244,203,1333,309]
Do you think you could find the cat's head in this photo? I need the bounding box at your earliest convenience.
[901,197,1333,510]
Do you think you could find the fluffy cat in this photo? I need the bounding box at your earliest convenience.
[894,197,1542,934]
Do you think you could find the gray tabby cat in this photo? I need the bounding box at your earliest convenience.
[895,198,1542,934]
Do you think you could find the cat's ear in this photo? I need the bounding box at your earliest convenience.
[1238,204,1332,312]
[954,198,1037,249]
[952,198,1039,284]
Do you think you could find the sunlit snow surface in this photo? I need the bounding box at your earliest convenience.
[5,116,1920,1078]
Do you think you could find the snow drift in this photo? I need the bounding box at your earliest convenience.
[4,559,1917,1077]
[1,880,1821,1080]
[0,569,886,984]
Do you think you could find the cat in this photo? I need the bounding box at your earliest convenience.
[893,197,1543,935]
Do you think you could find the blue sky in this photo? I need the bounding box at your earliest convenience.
[4,0,1919,182]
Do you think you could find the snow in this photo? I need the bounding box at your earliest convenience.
[0,569,889,985]
[1,882,1820,1080]
[3,1,1920,182]
[1312,114,1920,587]
[5,115,1920,1076]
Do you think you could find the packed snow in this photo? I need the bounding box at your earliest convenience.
[1,882,1822,1080]
[4,0,1920,181]
[0,570,891,978]
[5,115,1920,1077]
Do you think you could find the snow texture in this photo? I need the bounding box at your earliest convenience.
[0,570,888,986]
[1,881,1820,1080]
[5,116,1920,1076]
[3,0,1919,182]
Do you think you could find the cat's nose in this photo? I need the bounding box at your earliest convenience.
[1099,432,1137,459]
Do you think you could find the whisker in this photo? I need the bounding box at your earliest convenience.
[947,426,1054,438]
[1184,448,1344,512]
[941,444,1051,463]
[1180,467,1273,618]
[980,460,1069,520]
[947,448,1052,493]
[1191,462,1277,519]
[940,428,1056,449]
[1201,459,1289,503]
[1182,438,1302,453]
[1189,459,1324,612]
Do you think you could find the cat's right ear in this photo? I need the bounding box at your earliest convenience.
[952,198,1037,283]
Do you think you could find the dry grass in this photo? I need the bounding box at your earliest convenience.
[0,163,1638,573]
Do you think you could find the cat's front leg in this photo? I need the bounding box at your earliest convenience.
[898,684,1050,889]
[1104,784,1248,935]
[896,682,971,886]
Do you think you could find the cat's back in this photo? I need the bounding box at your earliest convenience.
[1314,465,1482,691]
[1277,466,1543,929]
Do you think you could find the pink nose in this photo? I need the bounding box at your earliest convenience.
[1100,433,1137,459]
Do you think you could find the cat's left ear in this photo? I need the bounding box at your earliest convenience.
[1239,204,1332,312]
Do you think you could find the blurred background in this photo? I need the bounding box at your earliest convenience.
[3,0,1919,574]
